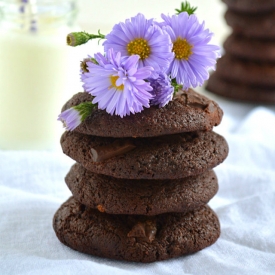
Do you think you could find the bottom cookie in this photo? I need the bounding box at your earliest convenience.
[53,197,220,263]
[206,72,275,104]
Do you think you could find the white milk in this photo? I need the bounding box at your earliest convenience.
[0,0,93,150]
[0,28,84,150]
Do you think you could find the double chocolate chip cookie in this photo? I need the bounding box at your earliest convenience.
[65,163,218,216]
[54,197,220,263]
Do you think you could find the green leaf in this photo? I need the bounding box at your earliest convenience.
[175,1,197,15]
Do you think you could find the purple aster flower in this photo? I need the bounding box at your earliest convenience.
[81,48,154,117]
[149,72,174,107]
[58,102,95,131]
[58,108,81,131]
[103,13,174,77]
[161,12,220,89]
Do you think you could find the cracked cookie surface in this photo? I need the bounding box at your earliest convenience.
[65,163,218,215]
[53,197,220,263]
[61,131,229,179]
[61,89,223,138]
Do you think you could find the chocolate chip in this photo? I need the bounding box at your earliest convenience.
[127,220,157,243]
[91,139,136,162]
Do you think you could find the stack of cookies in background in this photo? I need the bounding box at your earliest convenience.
[53,89,229,262]
[206,0,275,104]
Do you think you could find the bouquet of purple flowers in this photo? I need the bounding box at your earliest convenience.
[59,2,219,130]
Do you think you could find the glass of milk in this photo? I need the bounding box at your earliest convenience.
[0,0,84,150]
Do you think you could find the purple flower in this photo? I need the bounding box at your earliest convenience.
[58,108,81,131]
[58,102,96,131]
[81,48,154,117]
[103,13,174,77]
[161,12,220,89]
[149,72,174,107]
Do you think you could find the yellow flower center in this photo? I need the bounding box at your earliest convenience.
[127,38,151,60]
[172,38,193,60]
[109,75,124,91]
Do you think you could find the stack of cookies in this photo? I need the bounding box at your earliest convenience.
[206,0,275,104]
[53,89,229,262]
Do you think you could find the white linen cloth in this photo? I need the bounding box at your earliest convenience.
[1,91,275,275]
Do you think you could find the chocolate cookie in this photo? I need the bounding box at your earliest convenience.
[222,0,275,13]
[206,72,275,104]
[60,131,229,180]
[225,9,275,39]
[223,33,275,62]
[215,54,275,87]
[53,197,220,262]
[65,163,218,216]
[61,89,223,138]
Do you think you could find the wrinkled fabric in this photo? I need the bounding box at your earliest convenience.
[0,92,275,275]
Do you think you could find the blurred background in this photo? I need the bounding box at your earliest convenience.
[77,0,230,46]
[0,0,229,151]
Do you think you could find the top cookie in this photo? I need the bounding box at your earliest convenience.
[61,89,223,138]
[223,0,275,13]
